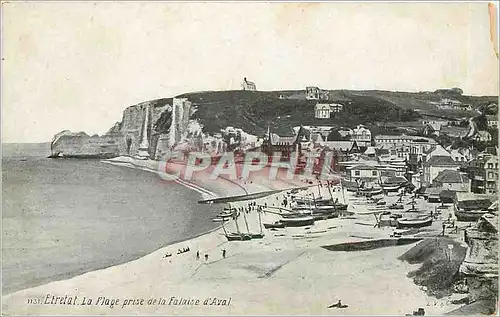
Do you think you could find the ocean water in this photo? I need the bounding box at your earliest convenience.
[1,143,219,294]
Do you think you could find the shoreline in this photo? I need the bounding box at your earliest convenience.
[2,156,467,315]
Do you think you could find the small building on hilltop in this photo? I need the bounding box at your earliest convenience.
[241,77,256,91]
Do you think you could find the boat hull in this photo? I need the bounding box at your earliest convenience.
[263,222,285,229]
[280,217,315,227]
[396,217,432,229]
[454,209,489,222]
[225,233,252,241]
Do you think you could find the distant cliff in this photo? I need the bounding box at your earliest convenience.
[50,98,172,159]
[49,89,497,159]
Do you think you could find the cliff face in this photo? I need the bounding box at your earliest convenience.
[50,99,172,158]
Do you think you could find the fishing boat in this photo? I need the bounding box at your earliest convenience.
[388,203,404,210]
[212,217,230,222]
[454,195,495,221]
[263,221,285,229]
[225,233,252,241]
[396,216,432,229]
[454,207,490,222]
[280,216,315,227]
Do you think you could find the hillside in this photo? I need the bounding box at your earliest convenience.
[176,89,497,136]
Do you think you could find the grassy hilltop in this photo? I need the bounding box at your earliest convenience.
[174,89,497,136]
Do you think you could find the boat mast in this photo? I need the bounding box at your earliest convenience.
[242,207,251,234]
[258,208,263,234]
[311,192,317,215]
[233,208,241,234]
[326,180,335,201]
[341,180,346,204]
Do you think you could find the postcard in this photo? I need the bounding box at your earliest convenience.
[1,1,498,315]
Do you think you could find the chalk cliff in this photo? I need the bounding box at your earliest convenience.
[50,98,172,159]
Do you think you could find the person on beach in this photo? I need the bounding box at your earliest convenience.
[442,223,446,236]
[196,251,200,260]
[222,249,226,258]
[204,254,209,261]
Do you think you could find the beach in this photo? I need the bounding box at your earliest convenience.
[2,156,466,315]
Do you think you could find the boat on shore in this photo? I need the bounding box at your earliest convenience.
[396,216,432,229]
[453,196,496,221]
[280,216,315,227]
[263,221,285,229]
[388,203,404,210]
[225,233,252,241]
[454,208,491,222]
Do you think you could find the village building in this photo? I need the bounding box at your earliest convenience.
[421,155,461,187]
[241,77,256,91]
[486,115,498,128]
[473,131,493,143]
[375,134,437,163]
[306,86,320,100]
[347,164,380,183]
[314,103,343,119]
[350,124,372,148]
[484,156,498,195]
[315,104,331,119]
[447,147,476,163]
[431,169,470,192]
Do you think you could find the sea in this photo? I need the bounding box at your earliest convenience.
[1,143,220,294]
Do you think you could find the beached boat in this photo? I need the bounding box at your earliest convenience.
[249,233,265,239]
[225,233,252,241]
[396,216,432,229]
[280,216,315,227]
[212,217,230,222]
[454,208,490,222]
[454,195,496,221]
[388,203,404,210]
[380,184,401,192]
[263,221,285,229]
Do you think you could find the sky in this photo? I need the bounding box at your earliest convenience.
[2,2,498,143]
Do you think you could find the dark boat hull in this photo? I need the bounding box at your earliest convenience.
[280,217,315,227]
[455,210,489,222]
[263,222,285,229]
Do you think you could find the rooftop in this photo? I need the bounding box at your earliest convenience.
[433,169,469,184]
[424,155,459,167]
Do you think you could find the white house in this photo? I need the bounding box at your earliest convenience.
[486,115,498,128]
[347,164,380,182]
[474,131,493,143]
[351,125,372,147]
[315,104,331,119]
[241,77,256,91]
